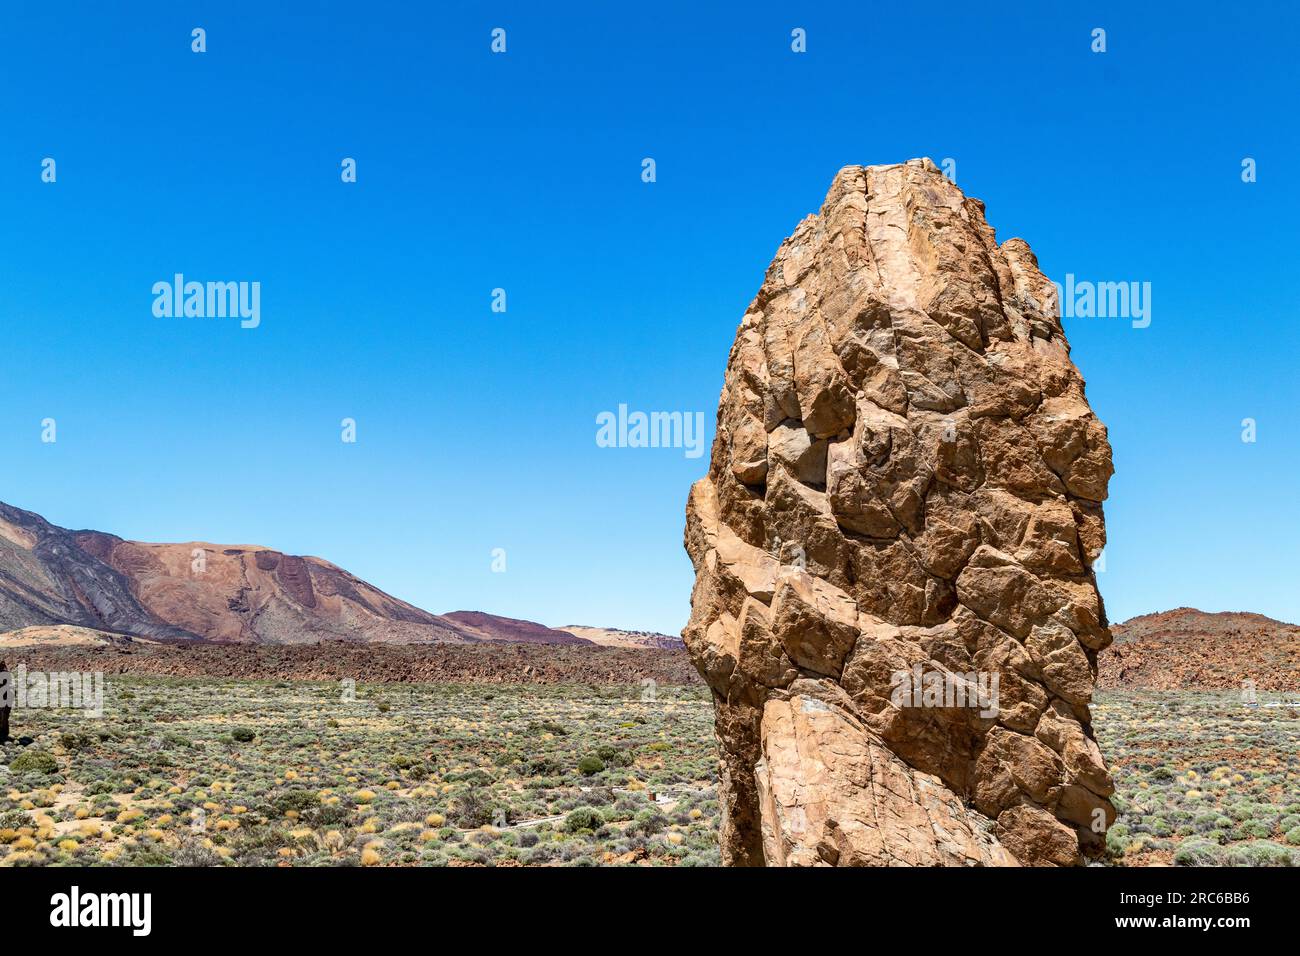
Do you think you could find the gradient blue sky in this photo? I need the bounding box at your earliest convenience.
[2,2,1297,634]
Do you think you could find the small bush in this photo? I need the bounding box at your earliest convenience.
[311,804,354,826]
[526,756,563,777]
[577,755,605,776]
[1173,839,1224,866]
[272,790,320,815]
[564,808,603,833]
[447,769,492,787]
[594,745,635,768]
[0,809,30,828]
[528,721,567,736]
[450,790,496,829]
[10,750,58,775]
[1224,841,1297,867]
[1103,822,1130,857]
[626,809,669,838]
[230,727,256,743]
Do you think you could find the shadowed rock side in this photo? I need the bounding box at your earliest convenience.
[683,159,1116,866]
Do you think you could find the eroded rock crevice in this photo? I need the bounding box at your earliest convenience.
[683,159,1116,866]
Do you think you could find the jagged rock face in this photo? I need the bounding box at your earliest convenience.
[683,159,1116,866]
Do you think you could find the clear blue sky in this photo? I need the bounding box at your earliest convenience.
[2,2,1297,634]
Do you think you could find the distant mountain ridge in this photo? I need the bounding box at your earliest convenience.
[561,625,685,650]
[0,501,629,647]
[443,611,593,645]
[1100,607,1300,690]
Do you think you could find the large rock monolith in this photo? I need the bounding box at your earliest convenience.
[683,159,1116,866]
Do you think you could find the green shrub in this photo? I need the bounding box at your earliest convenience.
[595,745,635,768]
[447,769,492,787]
[528,721,567,736]
[450,789,496,829]
[0,809,30,828]
[10,750,58,775]
[1226,802,1273,823]
[1173,839,1224,866]
[389,755,429,778]
[577,755,605,776]
[526,756,563,777]
[311,804,354,826]
[230,727,256,743]
[626,809,669,837]
[272,789,320,814]
[564,808,602,833]
[1224,841,1297,867]
[1239,820,1272,839]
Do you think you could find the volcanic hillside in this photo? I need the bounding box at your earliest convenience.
[1099,607,1300,691]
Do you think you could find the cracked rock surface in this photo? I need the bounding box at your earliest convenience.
[683,159,1116,866]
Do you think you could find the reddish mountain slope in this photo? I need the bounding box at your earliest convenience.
[0,501,594,646]
[442,611,593,645]
[1099,607,1300,690]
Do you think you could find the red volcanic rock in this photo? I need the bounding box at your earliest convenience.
[1100,608,1300,691]
[5,641,700,687]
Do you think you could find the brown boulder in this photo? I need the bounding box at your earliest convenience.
[683,159,1115,866]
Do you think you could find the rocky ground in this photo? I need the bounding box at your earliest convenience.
[3,641,701,687]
